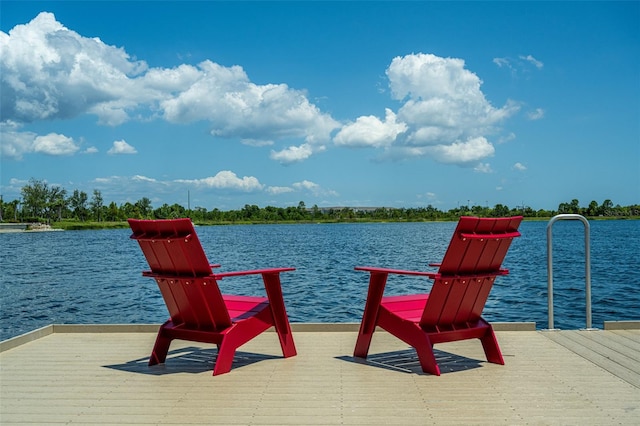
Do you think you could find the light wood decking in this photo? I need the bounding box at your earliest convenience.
[1,324,639,425]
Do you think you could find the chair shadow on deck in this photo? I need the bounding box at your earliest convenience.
[104,346,279,375]
[338,347,484,375]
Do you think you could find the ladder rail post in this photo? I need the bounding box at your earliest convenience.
[546,214,592,330]
[546,221,555,330]
[584,221,592,329]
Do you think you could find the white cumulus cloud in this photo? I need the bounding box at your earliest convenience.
[33,133,79,155]
[334,108,407,148]
[267,186,295,195]
[107,139,137,155]
[0,126,36,159]
[175,170,264,192]
[292,180,338,197]
[0,12,148,125]
[513,162,527,171]
[334,53,518,167]
[1,12,339,161]
[1,14,527,170]
[160,61,340,147]
[270,143,315,164]
[425,136,496,164]
[132,175,157,183]
[474,163,493,173]
[0,125,79,158]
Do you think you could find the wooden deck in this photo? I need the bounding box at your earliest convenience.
[1,324,639,425]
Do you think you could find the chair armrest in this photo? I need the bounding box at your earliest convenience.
[141,267,294,279]
[210,263,221,269]
[214,267,295,279]
[354,266,436,278]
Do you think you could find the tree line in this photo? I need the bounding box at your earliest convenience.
[1,178,638,224]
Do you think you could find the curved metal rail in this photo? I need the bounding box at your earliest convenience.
[546,214,592,330]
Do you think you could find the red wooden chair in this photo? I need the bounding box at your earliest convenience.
[353,216,522,375]
[128,218,297,375]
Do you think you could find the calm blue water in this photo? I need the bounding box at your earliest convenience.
[1,220,638,340]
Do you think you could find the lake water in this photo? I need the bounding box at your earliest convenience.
[1,220,639,341]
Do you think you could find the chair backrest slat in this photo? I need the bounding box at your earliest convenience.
[129,218,231,331]
[419,278,451,325]
[453,277,483,323]
[129,218,212,276]
[467,276,495,321]
[437,216,522,275]
[437,278,469,325]
[421,216,522,328]
[155,278,182,322]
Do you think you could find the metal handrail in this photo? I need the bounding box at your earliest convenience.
[546,214,592,330]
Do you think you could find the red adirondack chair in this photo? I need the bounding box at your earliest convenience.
[128,218,297,375]
[353,216,522,375]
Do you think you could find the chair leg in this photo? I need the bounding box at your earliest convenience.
[354,272,388,359]
[354,329,375,359]
[213,339,237,376]
[262,272,297,358]
[274,327,297,358]
[149,332,172,366]
[414,335,440,376]
[480,327,505,365]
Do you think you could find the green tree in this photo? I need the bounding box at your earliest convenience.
[587,200,599,216]
[47,186,67,222]
[241,204,261,220]
[492,204,510,217]
[120,202,138,219]
[21,178,49,219]
[90,190,104,221]
[69,190,89,221]
[297,201,311,220]
[569,199,580,214]
[557,202,570,214]
[311,204,322,220]
[190,206,207,221]
[135,197,153,218]
[154,203,187,219]
[105,202,119,221]
[0,198,20,221]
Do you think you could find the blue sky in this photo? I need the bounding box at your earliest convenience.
[1,1,638,211]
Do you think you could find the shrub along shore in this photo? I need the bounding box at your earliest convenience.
[20,213,640,232]
[2,179,638,229]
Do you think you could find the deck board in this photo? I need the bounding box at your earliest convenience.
[542,330,640,388]
[614,329,640,348]
[1,327,639,425]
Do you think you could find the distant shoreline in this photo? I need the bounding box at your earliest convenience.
[0,223,63,233]
[1,216,638,232]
